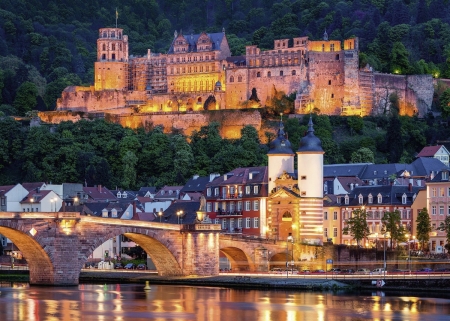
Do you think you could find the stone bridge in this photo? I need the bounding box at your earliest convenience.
[0,212,324,285]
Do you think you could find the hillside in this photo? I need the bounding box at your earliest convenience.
[1,0,450,115]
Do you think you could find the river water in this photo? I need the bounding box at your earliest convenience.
[0,282,449,321]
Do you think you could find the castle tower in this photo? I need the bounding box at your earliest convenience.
[343,37,361,114]
[94,28,129,91]
[296,117,324,244]
[267,116,295,194]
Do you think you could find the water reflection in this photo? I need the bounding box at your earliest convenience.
[0,283,449,320]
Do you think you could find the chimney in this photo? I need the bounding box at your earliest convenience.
[98,185,102,192]
[210,173,219,182]
[430,171,435,180]
[408,182,412,192]
[147,49,151,59]
[193,174,199,180]
[350,183,354,190]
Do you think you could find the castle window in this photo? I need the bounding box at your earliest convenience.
[238,75,242,82]
[328,80,331,85]
[111,32,115,38]
[331,93,334,98]
[292,70,296,75]
[267,71,271,77]
[335,54,340,60]
[322,44,325,52]
[257,72,261,77]
[102,54,106,60]
[102,44,106,51]
[112,54,116,60]
[230,76,234,82]
[280,71,283,76]
[102,32,107,38]
[330,44,335,51]
[112,44,115,51]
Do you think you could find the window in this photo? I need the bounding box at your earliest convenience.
[368,194,373,204]
[267,71,271,77]
[358,194,363,204]
[328,80,331,85]
[207,188,211,196]
[324,212,328,220]
[222,219,227,229]
[377,194,382,203]
[253,218,259,228]
[230,76,234,82]
[253,200,259,211]
[245,186,250,194]
[238,75,242,82]
[432,205,437,215]
[237,201,242,211]
[448,205,450,215]
[440,205,444,215]
[333,228,338,237]
[330,43,335,51]
[324,228,328,237]
[443,171,449,180]
[245,201,251,211]
[207,202,212,212]
[254,186,259,194]
[230,202,235,212]
[237,218,242,228]
[280,71,283,76]
[245,217,251,228]
[214,188,219,196]
[301,176,306,180]
[222,187,227,198]
[440,188,445,197]
[214,202,219,212]
[333,211,337,220]
[230,218,234,230]
[345,195,349,205]
[257,72,261,77]
[230,186,235,195]
[292,70,296,75]
[402,194,407,204]
[432,188,437,197]
[0,197,5,206]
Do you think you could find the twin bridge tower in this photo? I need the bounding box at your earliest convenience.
[0,212,290,285]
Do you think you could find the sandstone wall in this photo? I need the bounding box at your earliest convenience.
[373,73,433,117]
[39,109,262,139]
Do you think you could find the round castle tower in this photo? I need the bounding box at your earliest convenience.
[95,28,129,91]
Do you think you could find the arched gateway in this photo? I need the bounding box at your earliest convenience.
[0,212,221,285]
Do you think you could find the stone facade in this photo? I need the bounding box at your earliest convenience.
[55,28,434,119]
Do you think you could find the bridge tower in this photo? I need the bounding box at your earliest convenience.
[296,116,324,244]
[267,116,295,195]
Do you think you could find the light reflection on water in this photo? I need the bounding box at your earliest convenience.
[0,283,449,321]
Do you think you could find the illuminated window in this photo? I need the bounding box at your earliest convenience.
[322,44,325,51]
[330,43,335,51]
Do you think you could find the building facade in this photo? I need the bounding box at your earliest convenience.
[56,28,433,117]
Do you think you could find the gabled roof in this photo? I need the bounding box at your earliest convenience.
[324,163,370,178]
[160,201,200,224]
[429,170,450,183]
[181,175,211,193]
[335,177,365,193]
[360,163,414,180]
[21,190,52,203]
[0,185,15,196]
[83,186,116,201]
[268,186,299,199]
[206,166,268,187]
[416,145,446,157]
[410,157,448,177]
[22,182,46,192]
[168,32,226,54]
[154,186,183,199]
[345,185,424,206]
[136,187,157,197]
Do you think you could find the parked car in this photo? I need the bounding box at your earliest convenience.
[124,263,136,270]
[342,269,355,274]
[355,268,371,275]
[328,268,342,274]
[416,268,433,273]
[137,264,147,270]
[372,268,387,274]
[312,269,325,273]
[270,268,283,274]
[114,263,123,269]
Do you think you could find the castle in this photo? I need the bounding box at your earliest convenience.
[56,28,434,117]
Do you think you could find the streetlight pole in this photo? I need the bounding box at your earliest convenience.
[177,210,183,224]
[375,232,378,261]
[159,211,163,222]
[286,233,293,278]
[381,226,387,279]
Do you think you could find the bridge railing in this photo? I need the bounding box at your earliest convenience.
[220,233,278,244]
[183,224,222,231]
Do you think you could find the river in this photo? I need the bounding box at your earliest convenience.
[0,282,449,321]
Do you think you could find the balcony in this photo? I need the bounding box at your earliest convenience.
[216,194,242,200]
[217,211,243,216]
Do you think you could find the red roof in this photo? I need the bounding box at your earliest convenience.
[20,190,52,203]
[22,182,46,191]
[0,185,15,196]
[416,145,444,157]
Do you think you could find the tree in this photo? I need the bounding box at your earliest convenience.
[440,88,450,118]
[437,216,450,252]
[390,41,410,74]
[416,207,432,251]
[342,208,370,246]
[13,81,38,115]
[381,210,406,250]
[350,147,374,163]
[386,113,403,163]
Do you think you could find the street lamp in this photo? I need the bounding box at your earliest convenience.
[286,233,294,278]
[381,226,387,278]
[30,198,34,212]
[159,211,163,222]
[177,210,183,224]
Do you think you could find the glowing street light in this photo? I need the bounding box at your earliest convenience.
[177,210,183,224]
[158,211,163,222]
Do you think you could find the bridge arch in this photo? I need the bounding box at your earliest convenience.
[220,246,255,272]
[0,225,54,284]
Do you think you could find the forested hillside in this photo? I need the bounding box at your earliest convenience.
[1,0,450,188]
[1,0,450,114]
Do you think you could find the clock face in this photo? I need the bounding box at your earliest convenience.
[281,140,285,147]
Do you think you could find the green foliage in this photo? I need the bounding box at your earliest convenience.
[381,210,407,249]
[437,215,450,252]
[440,88,450,118]
[13,81,38,116]
[342,208,370,246]
[351,147,374,163]
[416,207,432,251]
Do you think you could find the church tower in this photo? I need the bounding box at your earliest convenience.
[267,116,295,194]
[297,117,324,244]
[94,28,129,91]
